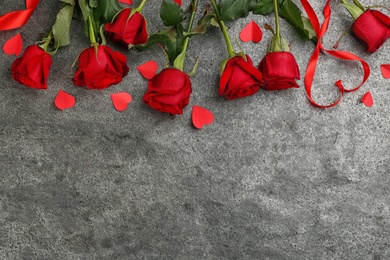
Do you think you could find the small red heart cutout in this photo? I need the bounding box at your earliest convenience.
[3,33,22,56]
[240,21,262,43]
[118,0,132,4]
[192,105,214,129]
[54,90,76,110]
[137,60,158,80]
[173,0,182,6]
[380,64,390,79]
[111,92,132,111]
[361,91,374,107]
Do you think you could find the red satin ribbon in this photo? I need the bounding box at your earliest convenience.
[0,0,40,31]
[300,0,370,108]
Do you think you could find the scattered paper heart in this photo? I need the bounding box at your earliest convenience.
[137,60,158,80]
[118,0,132,4]
[54,90,76,110]
[361,91,374,107]
[111,92,132,112]
[3,33,22,56]
[240,20,262,43]
[380,64,390,79]
[192,105,214,129]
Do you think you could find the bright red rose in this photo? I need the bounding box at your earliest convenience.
[258,51,300,91]
[143,68,192,115]
[11,45,52,89]
[105,8,148,47]
[219,54,263,100]
[73,45,129,90]
[352,9,390,53]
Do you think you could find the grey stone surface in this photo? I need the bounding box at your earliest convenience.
[1,0,390,259]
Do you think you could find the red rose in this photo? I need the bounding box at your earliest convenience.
[105,8,148,47]
[352,9,390,53]
[11,45,52,89]
[73,45,129,90]
[258,51,300,91]
[219,54,263,100]
[143,68,192,115]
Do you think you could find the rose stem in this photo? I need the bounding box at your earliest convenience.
[272,0,283,51]
[210,0,235,58]
[174,0,199,71]
[134,0,148,13]
[39,31,53,52]
[87,13,97,46]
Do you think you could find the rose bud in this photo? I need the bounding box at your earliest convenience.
[11,45,52,89]
[352,9,390,53]
[143,68,192,115]
[73,45,129,90]
[105,8,148,47]
[258,51,300,91]
[219,54,264,100]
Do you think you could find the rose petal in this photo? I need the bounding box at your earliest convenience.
[111,92,132,111]
[240,21,262,43]
[118,0,132,4]
[137,60,158,79]
[362,91,374,107]
[192,105,214,129]
[54,90,76,110]
[173,0,182,6]
[3,33,22,56]
[380,64,390,79]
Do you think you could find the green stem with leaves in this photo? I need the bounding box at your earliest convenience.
[210,0,235,58]
[174,0,199,71]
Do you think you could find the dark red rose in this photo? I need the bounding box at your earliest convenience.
[258,51,300,91]
[105,8,148,47]
[219,54,263,100]
[73,45,129,90]
[143,68,192,115]
[11,45,52,89]
[352,9,390,53]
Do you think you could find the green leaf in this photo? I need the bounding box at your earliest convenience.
[164,24,185,66]
[52,4,75,48]
[77,0,90,21]
[185,6,214,37]
[160,0,184,27]
[94,0,122,23]
[251,0,277,15]
[89,0,98,8]
[301,16,317,41]
[135,29,177,51]
[220,0,252,21]
[279,0,315,40]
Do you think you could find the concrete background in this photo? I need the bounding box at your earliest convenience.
[0,0,389,259]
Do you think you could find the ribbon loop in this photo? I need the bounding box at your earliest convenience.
[0,0,40,31]
[300,0,371,108]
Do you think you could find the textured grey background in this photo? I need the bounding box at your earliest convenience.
[1,0,390,259]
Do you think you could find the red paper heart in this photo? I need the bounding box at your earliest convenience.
[192,105,214,129]
[54,90,76,110]
[111,92,132,111]
[137,60,158,79]
[3,33,22,56]
[240,21,262,43]
[118,0,132,4]
[380,64,390,79]
[173,0,182,6]
[361,91,374,107]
